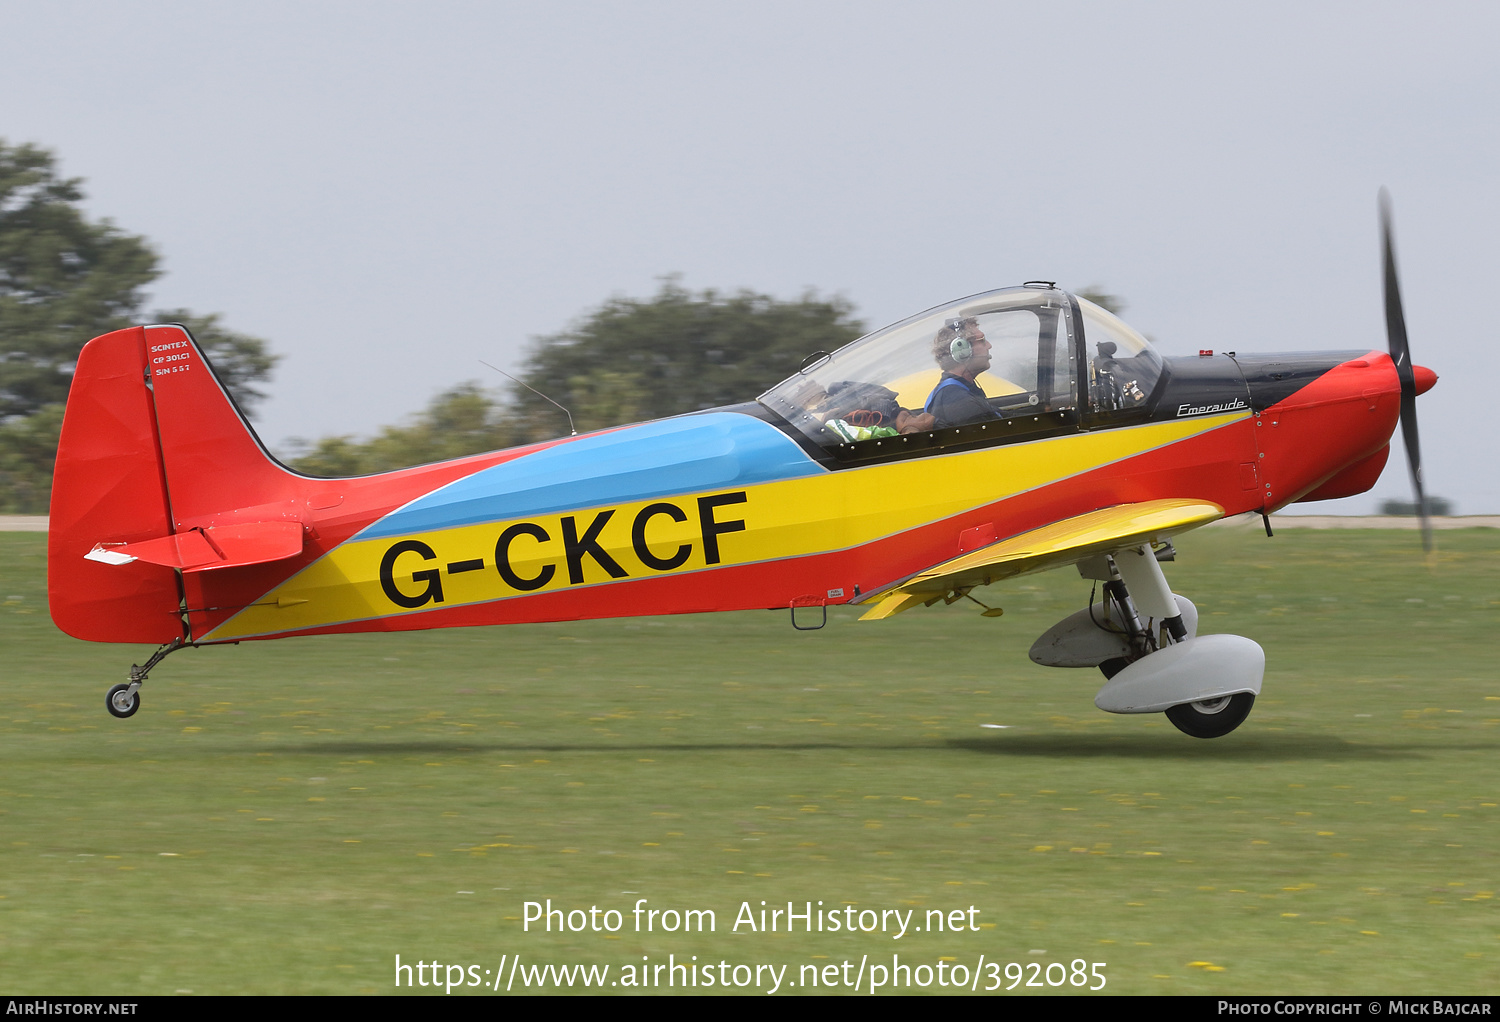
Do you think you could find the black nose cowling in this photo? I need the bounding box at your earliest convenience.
[1233,352,1371,412]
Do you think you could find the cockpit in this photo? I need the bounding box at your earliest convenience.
[758,285,1165,462]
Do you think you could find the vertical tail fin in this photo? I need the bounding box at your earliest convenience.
[48,324,297,642]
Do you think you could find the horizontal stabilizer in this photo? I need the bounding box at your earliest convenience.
[87,521,304,571]
[858,498,1224,620]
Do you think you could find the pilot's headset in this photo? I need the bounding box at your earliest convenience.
[945,317,977,364]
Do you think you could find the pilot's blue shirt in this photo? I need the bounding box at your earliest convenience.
[925,373,1000,429]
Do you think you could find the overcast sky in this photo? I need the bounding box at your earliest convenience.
[4,1,1496,513]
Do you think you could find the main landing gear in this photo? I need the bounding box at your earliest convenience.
[105,637,188,719]
[1029,543,1264,738]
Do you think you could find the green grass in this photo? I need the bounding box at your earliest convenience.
[1,527,1497,994]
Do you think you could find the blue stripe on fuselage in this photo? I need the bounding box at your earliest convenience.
[354,412,826,540]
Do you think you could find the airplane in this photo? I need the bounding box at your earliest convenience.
[46,198,1436,738]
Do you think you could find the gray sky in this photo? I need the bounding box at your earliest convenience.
[4,0,1496,512]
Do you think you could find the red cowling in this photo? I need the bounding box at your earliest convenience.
[1296,444,1390,503]
[1257,352,1403,510]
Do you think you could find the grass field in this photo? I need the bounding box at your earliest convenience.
[1,526,1497,995]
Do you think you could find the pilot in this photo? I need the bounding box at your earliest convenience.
[924,317,1002,428]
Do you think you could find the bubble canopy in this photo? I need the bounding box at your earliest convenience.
[757,285,1164,454]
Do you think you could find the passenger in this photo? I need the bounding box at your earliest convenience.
[895,407,936,433]
[925,317,1001,428]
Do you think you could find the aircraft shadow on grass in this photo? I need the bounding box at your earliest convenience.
[947,732,1424,760]
[251,733,1425,761]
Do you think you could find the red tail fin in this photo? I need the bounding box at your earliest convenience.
[48,324,298,642]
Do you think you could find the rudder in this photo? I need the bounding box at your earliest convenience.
[140,323,291,523]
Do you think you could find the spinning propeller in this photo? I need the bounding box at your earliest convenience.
[1379,189,1437,553]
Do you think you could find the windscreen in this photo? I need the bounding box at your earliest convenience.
[1077,297,1164,414]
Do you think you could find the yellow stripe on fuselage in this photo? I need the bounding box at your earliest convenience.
[202,413,1245,640]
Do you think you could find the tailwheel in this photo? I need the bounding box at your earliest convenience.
[1165,692,1255,739]
[101,638,188,718]
[106,683,140,719]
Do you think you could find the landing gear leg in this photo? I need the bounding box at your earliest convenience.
[1097,577,1149,679]
[105,637,186,719]
[1090,546,1191,679]
[1112,545,1188,643]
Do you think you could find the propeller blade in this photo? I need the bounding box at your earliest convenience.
[1379,189,1431,552]
[1399,389,1430,552]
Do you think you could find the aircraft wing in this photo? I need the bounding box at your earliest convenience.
[855,498,1225,621]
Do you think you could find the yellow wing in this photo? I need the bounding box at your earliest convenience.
[856,498,1225,621]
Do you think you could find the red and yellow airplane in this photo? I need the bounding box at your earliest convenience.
[47,202,1436,738]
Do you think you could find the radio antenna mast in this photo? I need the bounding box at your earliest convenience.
[480,359,576,436]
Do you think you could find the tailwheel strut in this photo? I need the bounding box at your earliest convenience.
[106,637,188,719]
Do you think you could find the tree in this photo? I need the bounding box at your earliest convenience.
[0,141,159,420]
[0,139,279,512]
[0,402,63,513]
[507,277,865,441]
[1076,286,1125,316]
[1380,496,1452,517]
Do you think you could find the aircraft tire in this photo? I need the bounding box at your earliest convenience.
[106,684,139,719]
[1165,692,1254,739]
[1099,657,1130,679]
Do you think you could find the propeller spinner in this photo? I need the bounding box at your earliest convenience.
[1379,189,1438,552]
